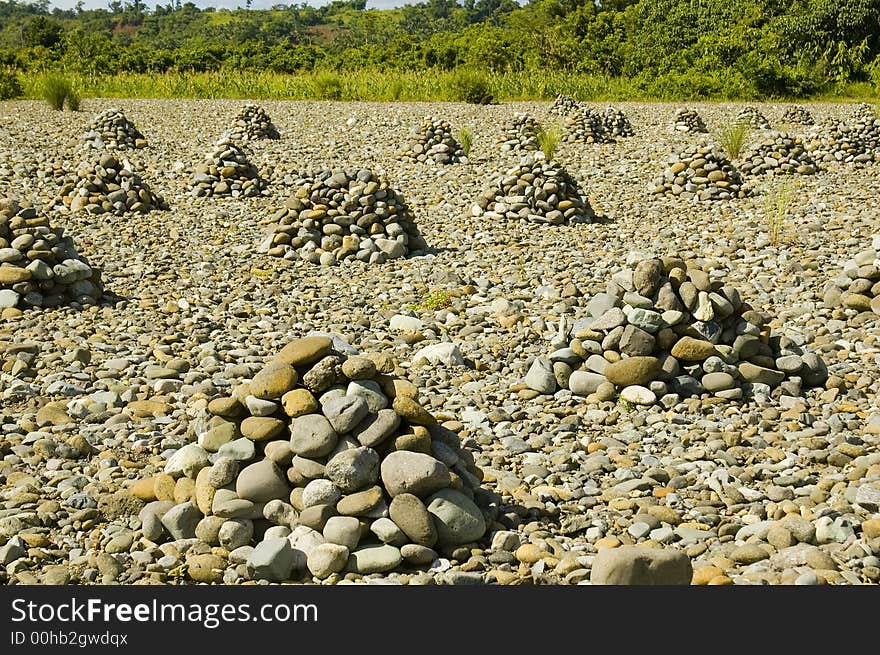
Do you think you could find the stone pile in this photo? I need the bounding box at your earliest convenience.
[651,144,749,201]
[223,103,280,142]
[83,108,147,150]
[55,154,167,215]
[781,105,814,125]
[0,198,103,310]
[824,238,880,317]
[190,138,267,197]
[525,257,829,406]
[850,102,877,122]
[470,155,593,225]
[601,106,634,138]
[259,168,426,266]
[735,106,771,129]
[672,108,707,133]
[804,118,877,164]
[398,117,466,165]
[738,131,817,176]
[498,112,540,153]
[549,94,580,117]
[564,107,609,144]
[129,335,492,582]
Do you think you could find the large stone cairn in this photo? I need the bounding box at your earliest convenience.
[735,106,771,129]
[190,138,266,197]
[83,108,147,150]
[549,94,580,117]
[652,144,749,201]
[738,131,817,176]
[56,153,167,215]
[223,103,280,142]
[804,112,878,165]
[498,112,540,153]
[564,106,609,144]
[259,168,425,266]
[672,108,707,133]
[781,105,814,125]
[130,336,492,582]
[470,155,593,225]
[600,106,634,138]
[525,257,829,406]
[0,198,102,310]
[399,117,466,165]
[824,238,880,317]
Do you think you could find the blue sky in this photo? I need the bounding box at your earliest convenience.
[44,0,410,9]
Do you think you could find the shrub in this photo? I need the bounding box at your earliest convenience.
[537,123,563,161]
[41,74,80,110]
[456,128,473,156]
[718,120,751,158]
[66,88,81,111]
[0,68,22,100]
[448,68,491,104]
[312,70,343,100]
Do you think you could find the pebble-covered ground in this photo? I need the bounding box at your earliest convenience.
[1,99,879,586]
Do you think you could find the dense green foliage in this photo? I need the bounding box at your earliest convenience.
[1,0,879,99]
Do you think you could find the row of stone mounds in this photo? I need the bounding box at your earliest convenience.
[0,198,102,311]
[129,335,495,582]
[53,153,167,216]
[735,106,771,129]
[398,116,466,165]
[222,103,280,142]
[190,138,267,198]
[824,238,880,319]
[258,168,426,266]
[524,257,829,407]
[672,108,707,133]
[781,105,815,125]
[738,131,818,176]
[564,106,633,144]
[498,112,540,153]
[804,102,879,164]
[652,144,750,201]
[470,154,594,226]
[83,108,147,151]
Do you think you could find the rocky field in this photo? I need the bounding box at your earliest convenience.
[1,98,879,586]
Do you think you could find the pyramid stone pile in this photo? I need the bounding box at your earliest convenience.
[564,107,610,144]
[549,94,580,117]
[470,155,593,225]
[672,108,707,133]
[805,117,877,164]
[498,112,540,153]
[56,154,167,215]
[190,138,267,197]
[131,336,492,581]
[651,144,749,201]
[83,108,147,150]
[601,106,634,138]
[735,106,771,129]
[525,257,829,406]
[781,105,815,125]
[824,239,880,317]
[0,198,103,310]
[223,103,280,142]
[259,168,426,266]
[399,117,466,165]
[738,131,817,176]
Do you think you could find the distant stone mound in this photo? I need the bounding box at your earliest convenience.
[398,117,466,165]
[83,108,146,150]
[498,112,540,153]
[259,168,426,266]
[56,153,167,215]
[564,107,609,144]
[805,108,879,165]
[824,240,880,317]
[223,103,280,142]
[0,198,102,310]
[652,144,749,201]
[672,108,707,133]
[549,94,581,117]
[738,131,817,176]
[600,106,634,138]
[781,105,815,125]
[190,138,267,197]
[735,106,771,129]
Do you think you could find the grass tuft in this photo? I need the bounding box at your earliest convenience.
[456,128,473,157]
[718,120,751,158]
[537,123,564,161]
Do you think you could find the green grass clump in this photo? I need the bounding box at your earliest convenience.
[420,289,453,311]
[448,68,491,104]
[312,70,343,100]
[537,124,564,161]
[718,120,751,158]
[0,69,22,100]
[41,74,80,110]
[456,128,473,156]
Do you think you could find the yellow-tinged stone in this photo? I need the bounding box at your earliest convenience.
[174,477,196,504]
[692,565,724,585]
[20,533,50,548]
[595,536,621,550]
[515,544,548,563]
[377,375,419,400]
[491,570,520,585]
[609,498,635,511]
[0,266,31,284]
[531,485,572,501]
[281,388,319,418]
[862,518,880,538]
[587,442,606,453]
[36,403,73,426]
[653,487,674,498]
[392,395,436,426]
[131,478,157,501]
[708,575,734,585]
[678,521,711,531]
[275,336,332,366]
[195,467,215,516]
[127,399,170,418]
[153,473,176,501]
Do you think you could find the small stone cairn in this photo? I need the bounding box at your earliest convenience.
[735,106,771,129]
[524,257,829,406]
[0,198,102,310]
[672,108,707,133]
[805,110,878,165]
[129,335,493,582]
[498,112,540,153]
[781,105,815,125]
[549,94,581,117]
[83,108,147,150]
[56,153,167,215]
[738,131,817,176]
[652,144,749,201]
[398,117,466,165]
[259,168,426,266]
[190,138,266,197]
[470,154,593,225]
[223,103,280,142]
[564,106,609,144]
[601,106,634,138]
[824,238,880,317]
